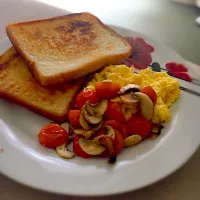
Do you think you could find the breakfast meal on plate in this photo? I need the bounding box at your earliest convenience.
[0,12,180,163]
[38,65,180,163]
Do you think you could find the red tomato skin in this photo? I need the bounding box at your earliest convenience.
[127,116,151,139]
[95,82,121,99]
[104,102,127,124]
[73,136,90,158]
[140,86,157,104]
[75,89,100,109]
[68,110,81,128]
[103,120,127,139]
[38,123,68,149]
[113,130,124,154]
[99,150,110,158]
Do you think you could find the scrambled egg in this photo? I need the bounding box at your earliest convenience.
[86,65,180,123]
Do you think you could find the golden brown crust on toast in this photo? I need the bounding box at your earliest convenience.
[0,47,85,122]
[0,91,68,122]
[6,12,132,86]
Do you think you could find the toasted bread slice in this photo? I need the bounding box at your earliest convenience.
[6,12,132,86]
[0,47,85,122]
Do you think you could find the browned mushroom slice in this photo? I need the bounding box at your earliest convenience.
[94,135,114,154]
[110,96,121,103]
[120,93,139,104]
[56,144,75,159]
[85,99,108,117]
[101,126,115,139]
[84,110,102,124]
[80,105,91,130]
[149,124,164,140]
[123,135,142,147]
[79,138,106,155]
[134,92,154,120]
[73,129,95,140]
[91,121,103,132]
[151,124,164,134]
[119,84,140,94]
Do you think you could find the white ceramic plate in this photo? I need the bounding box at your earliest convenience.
[0,26,199,196]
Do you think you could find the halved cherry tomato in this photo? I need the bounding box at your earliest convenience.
[38,123,68,148]
[95,82,121,99]
[113,130,124,154]
[73,136,90,158]
[140,86,157,104]
[127,116,151,139]
[75,89,100,109]
[68,110,80,128]
[103,120,127,138]
[104,102,127,124]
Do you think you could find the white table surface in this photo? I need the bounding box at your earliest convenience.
[0,0,200,200]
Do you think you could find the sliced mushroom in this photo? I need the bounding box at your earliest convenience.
[134,92,154,120]
[73,129,95,140]
[84,109,102,124]
[56,143,75,159]
[124,135,142,147]
[79,138,106,155]
[80,105,91,130]
[91,121,103,132]
[80,108,103,132]
[151,124,164,134]
[110,96,121,103]
[119,84,140,94]
[85,99,108,117]
[102,126,115,139]
[94,135,114,154]
[149,124,164,140]
[60,122,74,143]
[120,93,139,104]
[60,122,69,132]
